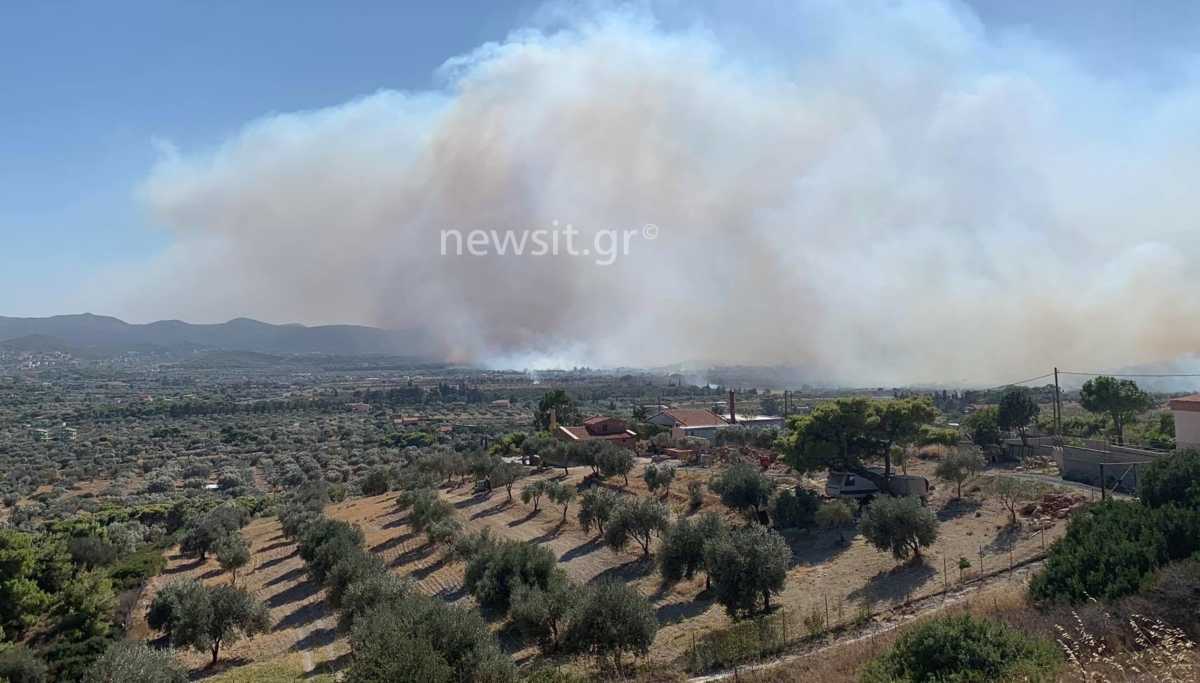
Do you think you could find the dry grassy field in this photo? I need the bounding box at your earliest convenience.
[135,458,1073,679]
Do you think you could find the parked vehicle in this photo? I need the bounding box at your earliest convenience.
[825,467,930,503]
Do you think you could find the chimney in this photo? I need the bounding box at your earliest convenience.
[549,408,558,432]
[728,390,736,424]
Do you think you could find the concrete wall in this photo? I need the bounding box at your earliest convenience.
[1058,443,1163,493]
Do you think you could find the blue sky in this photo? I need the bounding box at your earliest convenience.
[1,0,1198,321]
[0,0,534,316]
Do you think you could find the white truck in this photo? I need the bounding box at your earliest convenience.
[825,467,931,504]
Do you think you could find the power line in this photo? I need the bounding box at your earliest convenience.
[983,372,1055,390]
[1060,370,1200,378]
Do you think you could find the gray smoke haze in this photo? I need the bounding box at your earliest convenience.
[113,1,1200,385]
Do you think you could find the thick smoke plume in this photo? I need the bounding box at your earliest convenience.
[119,1,1200,385]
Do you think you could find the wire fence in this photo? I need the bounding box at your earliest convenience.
[685,538,1052,674]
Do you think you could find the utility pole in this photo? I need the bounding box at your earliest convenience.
[1053,367,1063,443]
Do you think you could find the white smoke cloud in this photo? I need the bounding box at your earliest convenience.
[112,1,1200,385]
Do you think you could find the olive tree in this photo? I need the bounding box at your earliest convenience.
[604,497,670,558]
[577,487,619,535]
[172,584,271,666]
[935,449,986,499]
[214,531,250,584]
[704,523,791,617]
[563,580,657,671]
[860,496,938,561]
[545,481,576,524]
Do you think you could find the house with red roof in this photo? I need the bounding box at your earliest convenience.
[555,415,637,449]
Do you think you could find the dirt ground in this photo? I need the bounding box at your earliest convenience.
[334,458,1068,665]
[136,457,1071,677]
[131,514,347,678]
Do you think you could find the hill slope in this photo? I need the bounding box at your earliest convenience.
[0,313,431,356]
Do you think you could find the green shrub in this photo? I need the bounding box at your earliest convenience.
[85,640,187,683]
[464,540,558,612]
[1030,500,1200,603]
[860,614,1059,682]
[108,546,168,590]
[0,645,49,683]
[1138,449,1200,509]
[563,580,657,670]
[770,488,820,530]
[345,593,514,682]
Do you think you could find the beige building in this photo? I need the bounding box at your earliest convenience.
[1169,394,1200,450]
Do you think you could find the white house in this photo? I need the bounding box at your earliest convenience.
[1169,394,1200,450]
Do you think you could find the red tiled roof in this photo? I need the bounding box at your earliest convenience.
[583,416,611,425]
[557,425,636,442]
[1169,394,1200,413]
[657,409,729,428]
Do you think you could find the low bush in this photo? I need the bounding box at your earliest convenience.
[860,613,1060,682]
[1029,500,1200,603]
[770,487,820,530]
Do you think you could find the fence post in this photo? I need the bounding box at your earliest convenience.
[824,594,830,629]
[979,545,984,579]
[943,555,948,593]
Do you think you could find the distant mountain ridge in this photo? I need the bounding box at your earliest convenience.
[0,314,431,357]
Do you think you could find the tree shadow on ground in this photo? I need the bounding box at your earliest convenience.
[435,583,468,602]
[381,513,411,530]
[508,509,539,527]
[391,542,435,568]
[559,536,603,563]
[937,497,982,521]
[530,521,566,545]
[274,599,329,632]
[266,578,320,609]
[847,560,936,605]
[199,568,224,581]
[259,540,293,554]
[292,625,337,650]
[371,531,415,554]
[163,558,205,575]
[411,553,451,580]
[305,652,351,678]
[455,494,489,510]
[471,500,514,520]
[985,524,1022,553]
[656,597,713,625]
[265,566,306,588]
[788,529,854,568]
[187,656,252,681]
[588,556,654,584]
[257,549,298,572]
